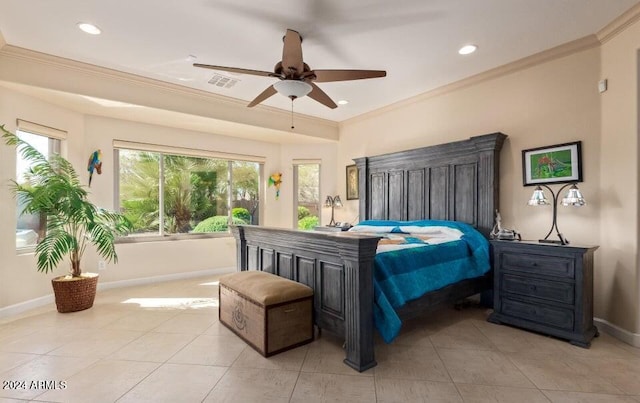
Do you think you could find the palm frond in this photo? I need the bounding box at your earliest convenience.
[35,229,76,273]
[3,125,131,275]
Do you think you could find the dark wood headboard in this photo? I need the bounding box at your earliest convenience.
[353,133,507,237]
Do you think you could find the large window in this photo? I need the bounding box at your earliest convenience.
[15,124,63,249]
[294,162,320,230]
[116,145,261,237]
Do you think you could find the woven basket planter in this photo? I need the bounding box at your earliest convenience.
[51,274,99,313]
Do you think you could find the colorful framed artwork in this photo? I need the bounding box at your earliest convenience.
[346,164,359,200]
[522,141,583,186]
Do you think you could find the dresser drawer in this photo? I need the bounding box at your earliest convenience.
[501,273,574,305]
[501,298,574,330]
[502,252,574,279]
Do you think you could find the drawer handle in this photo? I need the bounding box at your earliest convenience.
[530,285,537,291]
[283,308,296,313]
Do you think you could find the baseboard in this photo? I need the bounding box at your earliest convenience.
[0,267,234,320]
[97,267,233,291]
[0,294,55,321]
[594,317,640,348]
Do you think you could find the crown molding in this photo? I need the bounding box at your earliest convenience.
[0,45,339,141]
[0,45,243,106]
[597,2,640,44]
[341,35,600,128]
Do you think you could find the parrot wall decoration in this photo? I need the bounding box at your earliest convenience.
[268,172,282,200]
[87,150,102,187]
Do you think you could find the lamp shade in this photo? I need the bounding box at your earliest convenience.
[324,195,342,207]
[274,80,312,99]
[561,184,586,206]
[528,186,550,206]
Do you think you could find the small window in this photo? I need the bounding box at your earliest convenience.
[294,163,320,230]
[15,129,61,249]
[231,161,260,225]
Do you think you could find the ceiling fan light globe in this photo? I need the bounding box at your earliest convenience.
[274,80,312,99]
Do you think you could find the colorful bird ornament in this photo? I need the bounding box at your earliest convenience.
[87,150,102,187]
[268,172,283,199]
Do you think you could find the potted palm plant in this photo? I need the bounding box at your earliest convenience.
[2,125,131,313]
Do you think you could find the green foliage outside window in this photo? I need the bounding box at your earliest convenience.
[192,216,247,233]
[298,215,319,230]
[118,150,259,235]
[297,206,311,220]
[231,207,251,222]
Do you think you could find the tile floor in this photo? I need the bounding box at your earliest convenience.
[1,275,640,402]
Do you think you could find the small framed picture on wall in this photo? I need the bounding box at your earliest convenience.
[522,141,583,186]
[346,164,359,200]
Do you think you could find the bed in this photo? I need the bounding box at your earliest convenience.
[231,132,506,371]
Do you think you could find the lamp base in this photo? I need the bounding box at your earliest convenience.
[539,239,563,245]
[539,238,569,246]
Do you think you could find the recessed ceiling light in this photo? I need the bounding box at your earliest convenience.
[186,55,197,62]
[458,45,477,55]
[77,22,101,35]
[338,100,349,105]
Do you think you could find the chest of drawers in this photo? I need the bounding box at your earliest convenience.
[488,240,599,347]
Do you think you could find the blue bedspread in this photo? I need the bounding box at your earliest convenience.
[355,220,490,343]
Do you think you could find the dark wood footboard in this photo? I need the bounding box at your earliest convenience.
[230,225,381,371]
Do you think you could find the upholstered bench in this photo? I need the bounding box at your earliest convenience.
[218,271,314,356]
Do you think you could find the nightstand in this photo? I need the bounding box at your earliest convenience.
[488,240,599,347]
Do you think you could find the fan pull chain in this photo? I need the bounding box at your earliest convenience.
[291,99,295,130]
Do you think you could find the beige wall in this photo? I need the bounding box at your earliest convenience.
[339,46,602,246]
[600,20,640,333]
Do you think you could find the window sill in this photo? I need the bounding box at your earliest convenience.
[115,232,233,244]
[16,246,37,256]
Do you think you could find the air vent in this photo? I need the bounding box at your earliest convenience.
[208,74,240,89]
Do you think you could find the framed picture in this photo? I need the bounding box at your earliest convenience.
[346,164,359,200]
[522,141,583,186]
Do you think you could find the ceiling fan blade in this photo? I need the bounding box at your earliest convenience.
[311,69,387,83]
[247,85,277,107]
[193,63,274,78]
[307,82,337,109]
[282,29,304,76]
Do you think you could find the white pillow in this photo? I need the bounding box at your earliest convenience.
[397,226,464,239]
[348,225,398,233]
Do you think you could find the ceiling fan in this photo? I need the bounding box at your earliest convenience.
[194,29,386,109]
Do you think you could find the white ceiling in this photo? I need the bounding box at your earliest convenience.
[0,0,638,122]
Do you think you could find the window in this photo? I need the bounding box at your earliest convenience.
[115,143,262,238]
[293,162,320,230]
[14,121,64,249]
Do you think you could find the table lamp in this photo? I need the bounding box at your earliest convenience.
[528,183,586,245]
[324,195,343,226]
